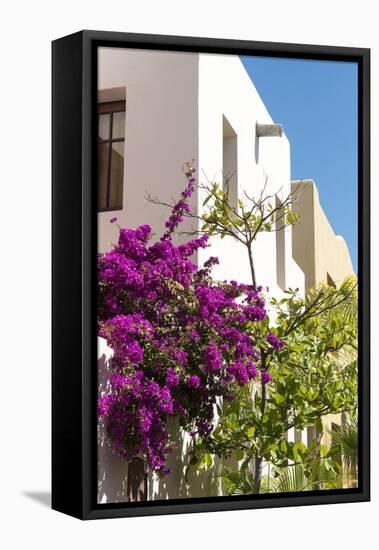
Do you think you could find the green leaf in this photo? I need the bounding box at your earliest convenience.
[246,427,255,439]
[319,444,328,458]
[235,449,245,461]
[273,393,285,405]
[202,194,212,207]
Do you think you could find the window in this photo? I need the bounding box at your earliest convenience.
[98,100,126,212]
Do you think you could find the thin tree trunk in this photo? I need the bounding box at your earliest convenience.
[246,241,263,492]
[247,243,257,290]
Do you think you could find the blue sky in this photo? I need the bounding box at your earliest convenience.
[241,56,358,271]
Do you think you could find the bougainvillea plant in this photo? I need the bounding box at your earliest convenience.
[97,164,272,475]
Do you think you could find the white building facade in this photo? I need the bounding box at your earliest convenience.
[97,48,305,503]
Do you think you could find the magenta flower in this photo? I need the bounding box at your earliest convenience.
[97,165,271,474]
[186,375,201,389]
[205,341,222,372]
[267,332,285,350]
[261,370,272,384]
[165,368,180,388]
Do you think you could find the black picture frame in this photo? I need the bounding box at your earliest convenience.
[52,30,370,520]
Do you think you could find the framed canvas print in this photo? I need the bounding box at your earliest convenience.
[52,30,370,520]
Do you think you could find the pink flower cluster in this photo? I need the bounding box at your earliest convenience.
[97,167,272,474]
[266,332,285,350]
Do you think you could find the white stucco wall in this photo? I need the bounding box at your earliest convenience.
[197,54,304,298]
[97,48,304,296]
[97,49,305,503]
[97,47,199,253]
[292,179,355,290]
[98,338,129,503]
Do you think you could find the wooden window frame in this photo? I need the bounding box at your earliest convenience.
[98,100,126,212]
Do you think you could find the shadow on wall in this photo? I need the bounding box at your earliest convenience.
[147,417,220,501]
[98,349,129,504]
[97,338,222,502]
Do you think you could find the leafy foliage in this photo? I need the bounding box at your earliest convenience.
[190,277,358,490]
[329,416,358,487]
[178,173,359,493]
[222,454,342,495]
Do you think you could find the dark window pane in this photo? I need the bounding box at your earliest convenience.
[98,114,110,140]
[112,111,126,139]
[109,141,124,210]
[98,142,109,210]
